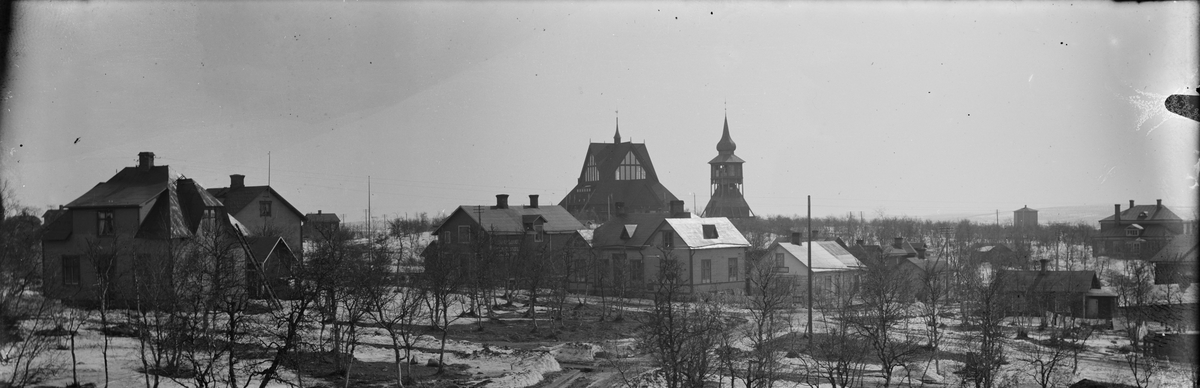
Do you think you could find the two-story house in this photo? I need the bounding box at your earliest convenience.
[303,210,341,242]
[41,152,250,304]
[207,174,305,256]
[423,194,587,283]
[1093,199,1188,260]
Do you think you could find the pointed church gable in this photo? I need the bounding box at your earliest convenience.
[615,151,646,180]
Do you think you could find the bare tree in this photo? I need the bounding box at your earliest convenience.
[638,256,727,388]
[957,270,1011,388]
[846,261,922,388]
[740,251,796,388]
[1015,331,1075,388]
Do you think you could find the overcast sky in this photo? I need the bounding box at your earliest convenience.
[1,1,1196,223]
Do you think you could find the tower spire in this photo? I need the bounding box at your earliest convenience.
[614,110,621,143]
[716,115,736,154]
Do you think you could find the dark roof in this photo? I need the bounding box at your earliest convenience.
[1100,204,1183,222]
[715,116,737,153]
[250,237,293,264]
[41,209,67,226]
[1150,235,1199,262]
[999,270,1101,293]
[846,244,882,262]
[207,185,304,219]
[592,213,669,248]
[559,140,679,214]
[66,165,172,208]
[306,212,340,223]
[440,205,584,235]
[1095,223,1177,238]
[1015,206,1038,212]
[42,210,73,241]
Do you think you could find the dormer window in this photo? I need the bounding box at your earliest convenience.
[97,210,114,236]
[621,224,637,240]
[1137,211,1148,219]
[534,224,544,242]
[1125,224,1143,237]
[702,224,718,239]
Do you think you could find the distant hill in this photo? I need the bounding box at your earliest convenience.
[917,204,1198,225]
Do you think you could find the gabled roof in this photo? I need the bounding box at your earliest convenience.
[1100,204,1183,222]
[770,240,865,272]
[559,139,679,214]
[999,270,1102,293]
[440,205,584,235]
[42,210,73,241]
[207,185,305,220]
[591,213,668,248]
[661,217,750,249]
[250,236,294,265]
[845,244,882,262]
[67,165,173,208]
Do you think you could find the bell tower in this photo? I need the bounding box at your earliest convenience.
[704,116,753,218]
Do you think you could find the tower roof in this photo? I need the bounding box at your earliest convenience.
[614,118,621,143]
[716,116,736,154]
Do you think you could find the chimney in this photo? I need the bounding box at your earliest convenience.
[230,174,245,188]
[1130,200,1135,209]
[855,239,864,246]
[1115,204,1121,223]
[137,152,155,171]
[528,194,539,209]
[669,200,689,218]
[494,194,509,209]
[614,202,626,216]
[1039,259,1049,272]
[317,210,322,214]
[1156,199,1162,210]
[810,230,819,239]
[791,232,802,245]
[893,237,904,248]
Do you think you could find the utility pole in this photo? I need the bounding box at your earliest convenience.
[807,195,813,341]
[368,175,372,237]
[268,151,271,186]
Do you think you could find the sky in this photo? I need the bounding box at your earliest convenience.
[1,1,1197,224]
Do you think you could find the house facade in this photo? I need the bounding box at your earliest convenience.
[558,126,679,221]
[207,174,305,256]
[41,152,249,304]
[424,194,588,283]
[303,210,341,241]
[763,233,864,305]
[998,264,1117,321]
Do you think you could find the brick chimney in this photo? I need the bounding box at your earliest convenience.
[893,237,904,249]
[317,210,322,214]
[494,194,509,209]
[855,239,865,246]
[230,174,245,188]
[1114,204,1121,223]
[791,232,802,245]
[1156,199,1162,210]
[1130,200,1135,209]
[614,202,626,216]
[811,230,820,239]
[137,152,155,171]
[527,194,539,209]
[1039,259,1049,272]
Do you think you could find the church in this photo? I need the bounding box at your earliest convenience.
[558,123,679,221]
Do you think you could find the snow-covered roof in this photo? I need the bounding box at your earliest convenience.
[661,217,750,249]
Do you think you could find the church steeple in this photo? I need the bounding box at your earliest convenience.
[716,115,736,154]
[613,117,621,143]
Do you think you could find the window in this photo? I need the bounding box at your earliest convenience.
[62,256,80,285]
[534,224,544,242]
[612,253,626,281]
[775,252,785,268]
[585,155,600,182]
[728,258,739,282]
[439,231,452,244]
[458,225,471,244]
[97,210,114,236]
[615,151,646,180]
[702,224,718,239]
[701,259,712,283]
[630,259,644,282]
[1126,229,1140,237]
[662,231,674,249]
[260,201,273,217]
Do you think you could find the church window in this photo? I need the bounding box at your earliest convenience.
[584,155,599,182]
[615,151,646,180]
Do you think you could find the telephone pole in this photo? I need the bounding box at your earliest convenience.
[807,195,813,341]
